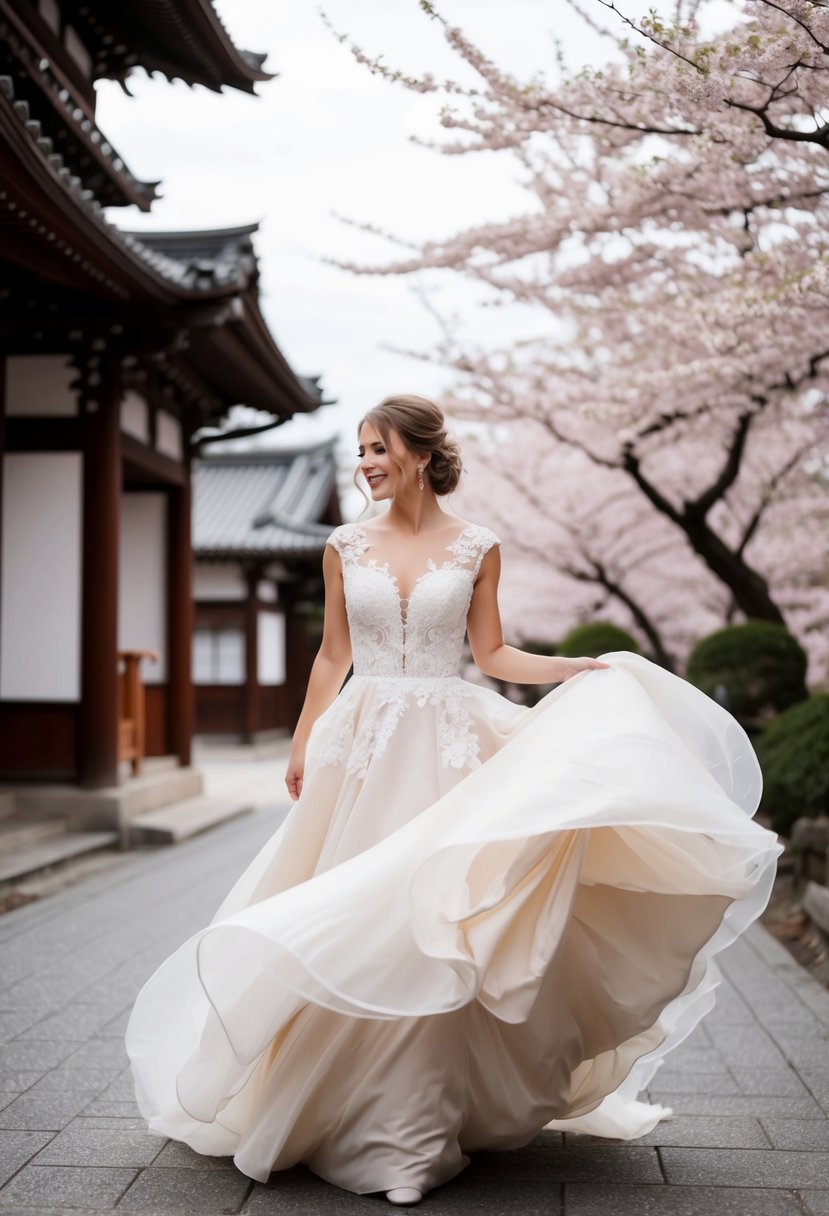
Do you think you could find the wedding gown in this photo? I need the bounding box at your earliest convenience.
[126,521,782,1195]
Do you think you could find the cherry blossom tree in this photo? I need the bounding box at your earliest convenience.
[334,0,829,674]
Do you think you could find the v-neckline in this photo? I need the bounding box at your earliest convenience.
[352,522,474,607]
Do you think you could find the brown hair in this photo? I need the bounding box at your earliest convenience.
[356,394,463,497]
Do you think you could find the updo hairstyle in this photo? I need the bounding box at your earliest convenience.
[357,394,463,496]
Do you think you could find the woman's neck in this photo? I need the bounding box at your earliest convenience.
[382,494,452,536]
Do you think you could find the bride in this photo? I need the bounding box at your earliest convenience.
[126,394,781,1207]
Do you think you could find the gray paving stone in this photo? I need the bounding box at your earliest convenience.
[151,1140,234,1169]
[563,1183,803,1215]
[661,1147,829,1187]
[78,1099,140,1118]
[62,1040,128,1068]
[0,1092,93,1131]
[649,1092,826,1118]
[27,1065,123,1094]
[0,1097,18,1114]
[94,1069,138,1102]
[651,1047,724,1073]
[569,1115,768,1149]
[802,1191,829,1215]
[0,1131,52,1187]
[117,1166,250,1212]
[645,1070,740,1095]
[730,1066,811,1097]
[0,1070,44,1092]
[776,1036,829,1070]
[98,1010,130,1039]
[706,1025,787,1067]
[31,1127,165,1167]
[67,1116,150,1132]
[17,1005,116,1043]
[0,1043,76,1072]
[0,1164,136,1209]
[246,1171,556,1215]
[470,1145,662,1184]
[760,1118,829,1150]
[0,1011,52,1044]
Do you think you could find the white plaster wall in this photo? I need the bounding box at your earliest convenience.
[194,562,246,601]
[193,628,245,685]
[6,355,77,416]
[118,493,167,684]
[257,611,286,686]
[257,580,277,603]
[120,390,150,443]
[157,410,182,461]
[1,453,82,700]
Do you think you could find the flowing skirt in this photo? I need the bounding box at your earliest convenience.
[125,652,781,1193]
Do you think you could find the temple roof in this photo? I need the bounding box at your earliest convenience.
[193,441,340,559]
[61,0,272,94]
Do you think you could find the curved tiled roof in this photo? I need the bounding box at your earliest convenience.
[68,0,273,94]
[193,441,339,558]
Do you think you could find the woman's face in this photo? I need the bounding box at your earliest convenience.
[358,421,420,501]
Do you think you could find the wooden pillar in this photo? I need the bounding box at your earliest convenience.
[281,583,301,730]
[0,354,5,643]
[243,569,259,743]
[167,474,193,766]
[79,363,120,788]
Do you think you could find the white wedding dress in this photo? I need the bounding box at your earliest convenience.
[126,521,782,1195]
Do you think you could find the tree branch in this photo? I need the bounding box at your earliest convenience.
[725,98,829,147]
[687,409,756,519]
[736,443,813,556]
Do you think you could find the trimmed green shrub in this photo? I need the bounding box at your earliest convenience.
[558,621,640,658]
[686,621,807,724]
[755,694,829,836]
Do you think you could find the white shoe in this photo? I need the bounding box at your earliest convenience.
[386,1187,423,1206]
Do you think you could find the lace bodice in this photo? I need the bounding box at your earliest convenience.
[326,521,500,679]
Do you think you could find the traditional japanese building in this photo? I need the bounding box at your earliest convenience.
[0,2,324,820]
[192,440,340,743]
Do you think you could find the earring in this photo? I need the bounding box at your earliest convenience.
[417,465,425,491]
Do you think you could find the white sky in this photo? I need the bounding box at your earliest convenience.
[97,1,735,467]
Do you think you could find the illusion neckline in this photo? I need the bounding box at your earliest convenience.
[350,521,481,606]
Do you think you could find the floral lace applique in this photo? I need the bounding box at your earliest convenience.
[317,678,481,779]
[326,523,369,565]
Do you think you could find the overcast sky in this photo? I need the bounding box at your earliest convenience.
[97,1,734,466]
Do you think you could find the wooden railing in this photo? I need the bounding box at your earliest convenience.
[117,649,159,777]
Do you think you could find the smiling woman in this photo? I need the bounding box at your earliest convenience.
[126,394,781,1206]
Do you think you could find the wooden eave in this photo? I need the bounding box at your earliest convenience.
[65,0,273,95]
[0,85,243,304]
[0,0,158,209]
[184,290,322,417]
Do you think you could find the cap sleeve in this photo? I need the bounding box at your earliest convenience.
[325,523,367,564]
[471,525,500,577]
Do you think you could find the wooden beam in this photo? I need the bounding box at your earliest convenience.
[243,569,259,743]
[121,432,186,486]
[79,367,120,787]
[5,418,83,451]
[167,476,194,766]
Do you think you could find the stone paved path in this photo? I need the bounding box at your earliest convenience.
[1,803,828,1215]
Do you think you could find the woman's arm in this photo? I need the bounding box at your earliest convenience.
[285,543,353,801]
[466,545,608,685]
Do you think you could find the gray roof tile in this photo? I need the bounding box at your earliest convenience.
[193,441,337,558]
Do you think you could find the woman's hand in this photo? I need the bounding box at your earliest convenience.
[285,746,305,802]
[553,656,610,682]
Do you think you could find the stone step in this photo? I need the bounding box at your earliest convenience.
[14,766,204,832]
[128,794,254,846]
[118,754,180,782]
[0,791,18,820]
[0,818,67,851]
[0,831,120,885]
